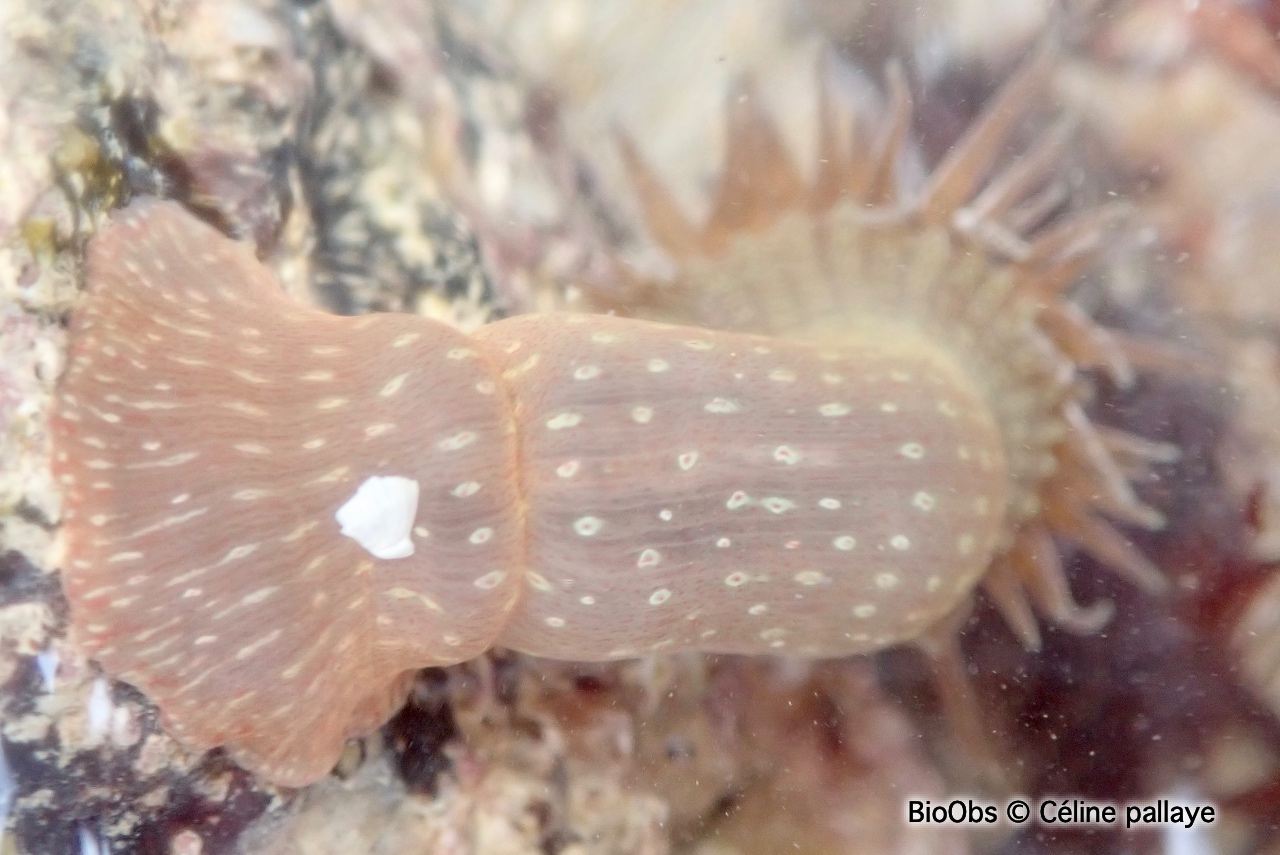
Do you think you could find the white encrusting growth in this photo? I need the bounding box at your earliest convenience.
[334,476,420,560]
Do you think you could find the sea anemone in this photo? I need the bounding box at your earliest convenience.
[51,48,1173,786]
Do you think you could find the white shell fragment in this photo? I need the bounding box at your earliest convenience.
[335,476,421,559]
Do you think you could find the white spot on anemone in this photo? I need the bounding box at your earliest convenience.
[438,431,477,451]
[772,446,801,465]
[474,571,506,590]
[704,398,740,414]
[335,475,420,559]
[760,496,796,514]
[574,516,604,537]
[547,412,583,430]
[899,442,925,460]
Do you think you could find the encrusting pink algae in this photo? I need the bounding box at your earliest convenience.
[50,50,1176,786]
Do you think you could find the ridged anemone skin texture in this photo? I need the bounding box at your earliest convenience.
[52,52,1174,786]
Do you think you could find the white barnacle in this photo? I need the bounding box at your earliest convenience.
[335,475,420,559]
